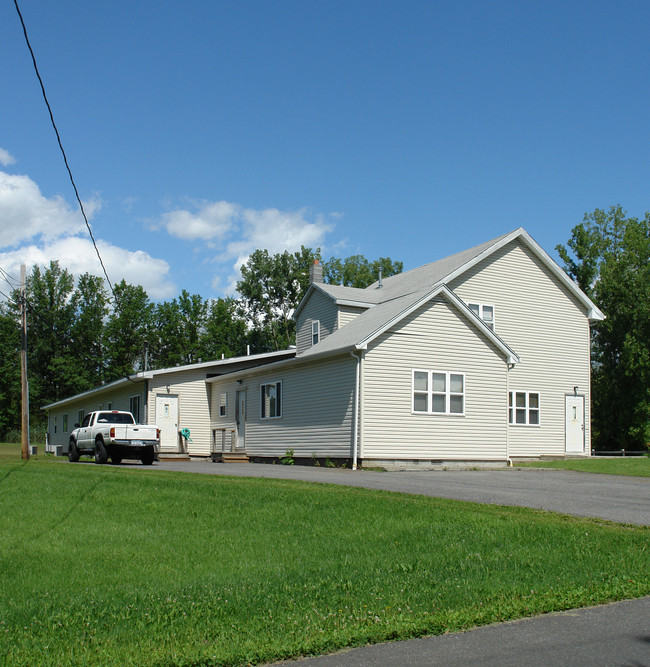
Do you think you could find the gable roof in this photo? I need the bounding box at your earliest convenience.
[295,228,605,321]
[298,283,519,365]
[42,349,295,410]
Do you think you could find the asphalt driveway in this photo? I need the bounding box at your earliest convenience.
[146,460,650,525]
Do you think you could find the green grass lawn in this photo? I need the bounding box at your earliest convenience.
[516,456,650,477]
[0,456,648,666]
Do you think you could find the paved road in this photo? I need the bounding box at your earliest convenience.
[272,596,650,667]
[145,460,650,525]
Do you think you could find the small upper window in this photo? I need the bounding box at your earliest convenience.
[509,391,540,425]
[312,320,320,346]
[219,392,227,417]
[261,381,282,419]
[468,303,495,331]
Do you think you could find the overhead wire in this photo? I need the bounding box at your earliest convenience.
[12,0,118,308]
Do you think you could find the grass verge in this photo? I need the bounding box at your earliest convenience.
[516,457,650,478]
[0,458,648,666]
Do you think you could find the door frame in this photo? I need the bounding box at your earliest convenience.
[235,390,246,451]
[156,393,180,452]
[565,394,585,454]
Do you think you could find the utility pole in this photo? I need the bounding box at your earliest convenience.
[20,264,30,460]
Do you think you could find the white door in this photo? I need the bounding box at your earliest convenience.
[156,395,179,452]
[565,395,585,454]
[235,390,246,450]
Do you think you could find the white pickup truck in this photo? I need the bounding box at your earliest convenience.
[68,410,160,465]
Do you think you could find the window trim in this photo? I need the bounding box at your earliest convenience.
[219,392,227,418]
[509,390,541,426]
[311,320,320,346]
[468,302,495,331]
[412,369,465,416]
[261,381,282,420]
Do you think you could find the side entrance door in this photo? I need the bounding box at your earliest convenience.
[235,390,246,451]
[565,395,585,454]
[156,395,179,452]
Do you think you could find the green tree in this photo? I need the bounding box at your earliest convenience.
[70,273,109,390]
[324,255,403,288]
[557,206,650,450]
[23,262,77,418]
[200,297,248,360]
[104,281,154,381]
[0,304,21,439]
[237,247,320,352]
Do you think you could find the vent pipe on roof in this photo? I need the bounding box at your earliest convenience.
[378,268,383,288]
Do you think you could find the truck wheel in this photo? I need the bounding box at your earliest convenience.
[94,439,108,464]
[141,448,155,466]
[111,452,123,465]
[68,440,80,462]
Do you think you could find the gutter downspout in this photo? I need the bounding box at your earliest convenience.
[506,361,513,467]
[350,350,361,470]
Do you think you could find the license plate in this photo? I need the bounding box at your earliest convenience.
[131,440,144,446]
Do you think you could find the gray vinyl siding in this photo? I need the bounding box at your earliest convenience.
[210,357,355,458]
[361,297,508,460]
[449,239,592,456]
[46,381,146,451]
[338,305,366,328]
[295,290,338,354]
[147,370,212,456]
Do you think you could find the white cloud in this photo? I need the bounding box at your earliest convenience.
[161,200,239,241]
[0,148,16,167]
[160,200,335,294]
[0,237,176,301]
[0,170,89,246]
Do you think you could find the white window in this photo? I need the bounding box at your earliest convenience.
[219,392,227,417]
[412,370,465,415]
[509,391,540,425]
[130,395,141,422]
[468,303,495,330]
[54,416,58,433]
[63,414,68,432]
[261,381,282,419]
[312,320,320,346]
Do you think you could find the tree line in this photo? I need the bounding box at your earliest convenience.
[0,248,402,439]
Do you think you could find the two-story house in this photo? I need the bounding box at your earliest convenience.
[207,228,603,467]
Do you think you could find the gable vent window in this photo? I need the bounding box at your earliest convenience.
[312,320,320,346]
[468,303,495,330]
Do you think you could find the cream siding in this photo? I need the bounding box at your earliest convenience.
[337,305,366,328]
[47,381,147,451]
[295,290,338,354]
[147,370,212,456]
[449,240,592,456]
[210,356,356,458]
[361,297,508,460]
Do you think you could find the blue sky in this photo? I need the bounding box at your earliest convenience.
[2,1,649,300]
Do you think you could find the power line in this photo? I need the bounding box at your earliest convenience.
[12,0,118,307]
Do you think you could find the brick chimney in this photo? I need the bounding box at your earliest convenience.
[309,259,323,284]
